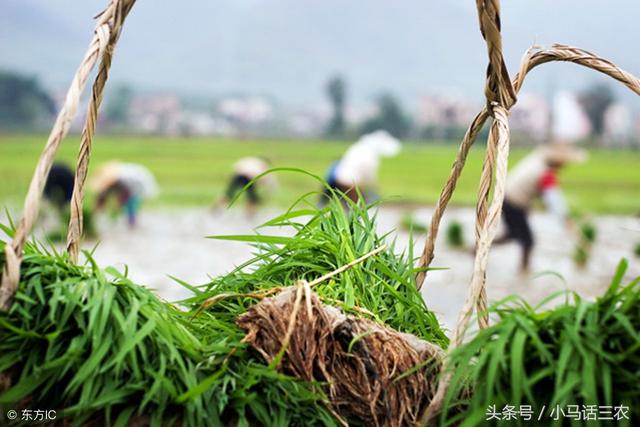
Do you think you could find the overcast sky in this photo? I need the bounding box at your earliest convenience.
[2,0,639,108]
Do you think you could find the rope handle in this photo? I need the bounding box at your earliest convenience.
[418,1,640,423]
[0,0,136,311]
[66,0,136,261]
[414,44,640,289]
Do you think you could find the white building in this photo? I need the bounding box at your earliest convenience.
[510,92,550,142]
[602,103,633,147]
[551,91,591,142]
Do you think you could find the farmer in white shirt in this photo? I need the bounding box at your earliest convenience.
[495,143,587,272]
[320,130,401,205]
[93,162,159,228]
[216,156,276,216]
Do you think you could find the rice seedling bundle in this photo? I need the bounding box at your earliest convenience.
[573,222,597,268]
[237,284,443,426]
[0,238,214,426]
[445,222,464,249]
[45,206,97,243]
[440,260,640,426]
[0,198,448,426]
[400,213,429,234]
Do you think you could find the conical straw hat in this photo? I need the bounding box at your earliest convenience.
[90,161,122,192]
[540,143,588,165]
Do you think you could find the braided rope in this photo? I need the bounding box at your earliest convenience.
[414,111,489,288]
[415,48,640,291]
[475,0,517,110]
[518,44,640,95]
[67,0,136,261]
[420,4,516,419]
[468,0,516,327]
[462,106,510,344]
[421,105,511,426]
[471,123,499,329]
[0,0,134,311]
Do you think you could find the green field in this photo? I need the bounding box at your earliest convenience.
[1,134,639,214]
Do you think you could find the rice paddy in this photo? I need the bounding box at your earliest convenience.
[1,135,640,214]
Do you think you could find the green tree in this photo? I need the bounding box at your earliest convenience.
[359,93,412,138]
[580,83,614,137]
[325,75,347,137]
[0,71,55,130]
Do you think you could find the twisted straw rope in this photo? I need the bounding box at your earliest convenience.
[415,46,640,291]
[420,107,511,426]
[421,0,514,331]
[0,0,135,311]
[66,0,136,261]
[420,3,515,421]
[461,104,511,344]
[475,0,517,111]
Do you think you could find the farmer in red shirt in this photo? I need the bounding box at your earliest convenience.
[495,144,587,272]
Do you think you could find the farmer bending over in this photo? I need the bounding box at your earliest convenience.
[216,157,277,216]
[44,162,75,212]
[92,162,159,228]
[319,130,401,206]
[495,143,586,273]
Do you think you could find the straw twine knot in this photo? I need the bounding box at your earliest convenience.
[476,0,517,113]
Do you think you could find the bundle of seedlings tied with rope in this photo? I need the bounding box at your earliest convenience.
[235,251,443,426]
[197,197,450,426]
[0,197,449,426]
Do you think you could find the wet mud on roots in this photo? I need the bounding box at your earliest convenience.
[237,283,444,427]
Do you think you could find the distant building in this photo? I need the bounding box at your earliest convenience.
[634,114,640,146]
[510,93,550,143]
[218,96,274,125]
[286,109,326,137]
[129,94,182,134]
[178,112,234,136]
[417,94,477,130]
[602,103,633,147]
[346,104,379,127]
[551,91,591,142]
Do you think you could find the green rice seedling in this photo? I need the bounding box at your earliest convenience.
[573,246,589,267]
[400,212,429,233]
[580,222,597,244]
[0,238,230,426]
[44,228,67,243]
[441,259,640,427]
[43,206,97,243]
[633,242,640,258]
[1,192,448,426]
[446,221,465,249]
[0,230,337,425]
[200,195,448,347]
[573,221,597,268]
